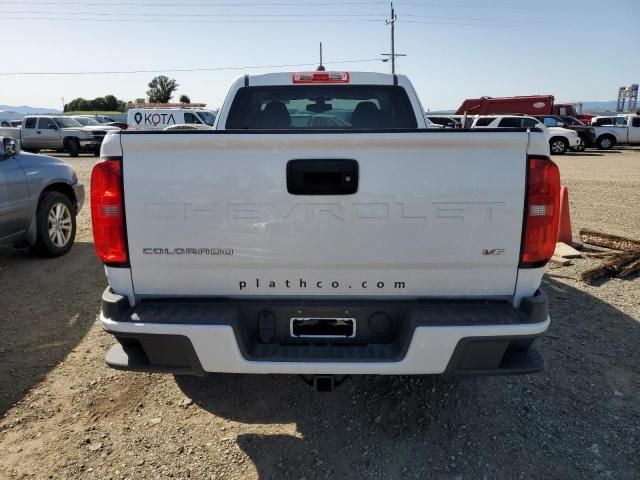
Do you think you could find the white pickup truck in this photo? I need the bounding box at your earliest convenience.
[92,71,560,391]
[590,114,640,150]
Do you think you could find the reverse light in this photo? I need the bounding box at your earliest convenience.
[520,156,561,267]
[91,157,128,265]
[292,71,350,84]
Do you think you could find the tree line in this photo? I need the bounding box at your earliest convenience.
[64,76,188,112]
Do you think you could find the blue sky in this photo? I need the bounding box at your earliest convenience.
[1,0,639,111]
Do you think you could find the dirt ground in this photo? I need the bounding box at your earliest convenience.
[0,148,638,480]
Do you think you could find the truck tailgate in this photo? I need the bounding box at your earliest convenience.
[121,131,529,298]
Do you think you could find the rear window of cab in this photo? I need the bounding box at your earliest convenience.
[225,85,418,130]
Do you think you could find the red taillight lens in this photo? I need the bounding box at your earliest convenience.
[292,71,350,84]
[91,158,128,264]
[520,156,561,267]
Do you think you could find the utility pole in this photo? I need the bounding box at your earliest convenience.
[381,2,406,74]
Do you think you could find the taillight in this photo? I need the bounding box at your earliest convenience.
[520,156,561,267]
[292,71,350,84]
[91,157,128,265]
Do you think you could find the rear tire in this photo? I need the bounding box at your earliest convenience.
[549,137,568,155]
[33,192,76,257]
[66,138,80,157]
[596,135,615,150]
[93,147,100,157]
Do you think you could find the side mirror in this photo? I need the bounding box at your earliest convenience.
[48,124,58,130]
[1,137,20,159]
[556,122,565,127]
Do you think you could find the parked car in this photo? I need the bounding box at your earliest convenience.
[74,114,128,130]
[0,136,84,256]
[1,120,22,127]
[290,113,351,128]
[533,115,596,151]
[447,114,474,128]
[425,116,461,128]
[472,115,580,154]
[163,124,211,130]
[0,115,106,157]
[93,70,558,389]
[93,115,116,123]
[590,114,640,150]
[72,116,121,133]
[127,107,217,130]
[559,116,585,126]
[590,116,618,126]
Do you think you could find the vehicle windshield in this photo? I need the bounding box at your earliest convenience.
[561,116,583,126]
[54,117,82,128]
[74,117,100,126]
[226,85,418,129]
[541,117,561,127]
[196,111,216,126]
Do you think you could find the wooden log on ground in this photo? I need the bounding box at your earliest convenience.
[578,229,640,252]
[580,264,610,282]
[617,258,640,278]
[584,252,620,258]
[580,251,640,281]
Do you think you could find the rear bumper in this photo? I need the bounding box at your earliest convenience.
[100,289,550,376]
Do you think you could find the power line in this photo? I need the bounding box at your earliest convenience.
[3,0,610,12]
[0,58,384,76]
[1,0,561,10]
[3,14,609,29]
[4,16,382,23]
[0,0,387,6]
[405,14,618,27]
[3,11,616,27]
[403,19,606,29]
[4,14,605,29]
[3,10,385,18]
[397,2,542,10]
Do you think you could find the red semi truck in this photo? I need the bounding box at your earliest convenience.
[456,96,594,125]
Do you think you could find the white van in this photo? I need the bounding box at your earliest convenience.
[127,107,216,130]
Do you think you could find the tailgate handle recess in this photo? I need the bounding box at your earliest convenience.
[287,159,358,195]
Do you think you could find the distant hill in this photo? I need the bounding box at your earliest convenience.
[0,104,61,114]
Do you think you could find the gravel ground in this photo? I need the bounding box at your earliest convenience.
[0,148,638,479]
